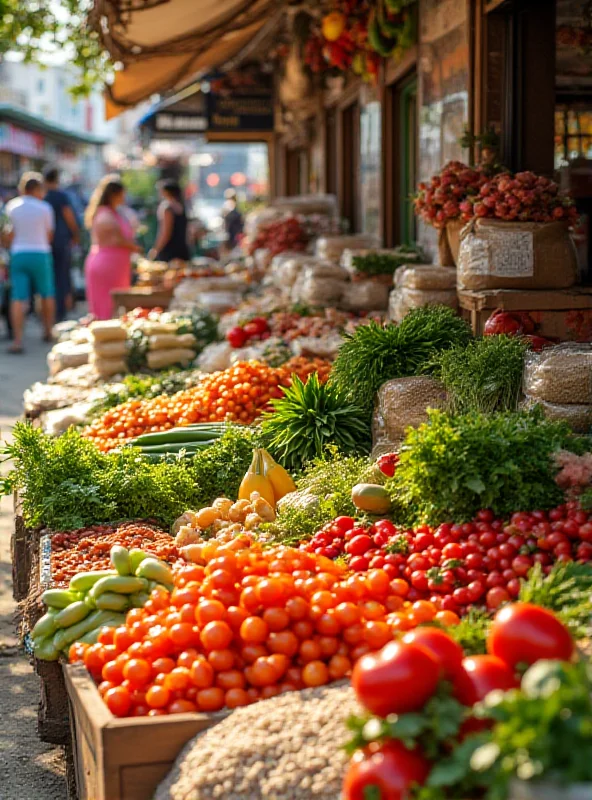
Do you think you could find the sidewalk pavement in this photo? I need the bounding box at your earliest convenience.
[0,319,67,799]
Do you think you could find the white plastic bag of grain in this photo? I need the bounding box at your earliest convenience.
[146,348,195,371]
[523,344,592,405]
[269,252,311,287]
[372,376,448,454]
[303,261,350,281]
[400,286,458,310]
[91,356,127,378]
[292,332,343,360]
[522,397,592,434]
[388,289,409,322]
[89,319,127,342]
[294,274,346,306]
[396,264,457,291]
[315,234,378,262]
[155,683,361,800]
[92,339,128,359]
[197,342,232,373]
[148,333,196,351]
[47,341,92,376]
[43,401,96,437]
[341,279,390,311]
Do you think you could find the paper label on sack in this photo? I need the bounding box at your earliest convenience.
[488,228,534,277]
[459,234,490,275]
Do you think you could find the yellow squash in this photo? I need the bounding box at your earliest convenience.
[238,449,276,507]
[261,449,297,501]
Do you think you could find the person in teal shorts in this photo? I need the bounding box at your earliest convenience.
[5,172,55,353]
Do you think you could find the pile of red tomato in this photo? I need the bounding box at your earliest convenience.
[225,317,271,349]
[302,501,592,616]
[343,603,575,798]
[70,540,458,718]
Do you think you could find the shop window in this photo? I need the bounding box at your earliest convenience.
[384,72,418,247]
[360,99,381,239]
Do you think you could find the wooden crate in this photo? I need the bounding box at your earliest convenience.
[64,664,224,800]
[458,287,592,340]
[111,287,173,316]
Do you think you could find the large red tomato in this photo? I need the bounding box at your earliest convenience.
[454,655,519,706]
[487,603,574,669]
[402,628,464,680]
[343,740,431,800]
[351,641,440,718]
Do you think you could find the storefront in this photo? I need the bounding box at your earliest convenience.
[0,104,105,196]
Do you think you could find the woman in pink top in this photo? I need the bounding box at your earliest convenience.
[84,176,140,320]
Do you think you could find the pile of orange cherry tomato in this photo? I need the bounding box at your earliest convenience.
[50,523,178,587]
[82,360,328,452]
[70,539,459,718]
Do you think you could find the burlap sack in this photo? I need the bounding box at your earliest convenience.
[92,339,128,359]
[396,264,457,291]
[458,219,577,291]
[341,280,390,311]
[372,377,447,452]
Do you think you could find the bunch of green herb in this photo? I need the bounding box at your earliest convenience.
[87,370,203,418]
[433,335,527,414]
[126,328,149,372]
[415,661,592,799]
[173,308,219,352]
[1,422,259,530]
[518,561,592,639]
[470,660,592,799]
[388,407,574,525]
[1,423,198,529]
[189,425,263,508]
[262,449,378,544]
[261,373,371,471]
[331,307,472,416]
[351,244,424,277]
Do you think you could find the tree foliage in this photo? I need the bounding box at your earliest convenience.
[0,0,111,96]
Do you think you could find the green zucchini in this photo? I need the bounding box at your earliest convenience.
[137,441,219,454]
[132,425,227,447]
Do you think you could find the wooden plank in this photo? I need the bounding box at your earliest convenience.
[64,664,224,800]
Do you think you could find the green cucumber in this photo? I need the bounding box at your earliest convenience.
[138,442,214,454]
[110,545,131,576]
[54,601,91,629]
[69,570,117,592]
[41,588,81,609]
[88,575,148,600]
[129,549,149,574]
[95,592,130,612]
[31,613,58,641]
[132,425,226,447]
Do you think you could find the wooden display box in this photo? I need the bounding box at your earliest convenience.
[111,286,173,315]
[64,664,224,800]
[458,287,592,341]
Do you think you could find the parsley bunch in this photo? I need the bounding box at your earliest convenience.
[388,408,574,525]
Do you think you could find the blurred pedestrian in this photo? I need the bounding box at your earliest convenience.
[84,175,141,320]
[148,179,190,263]
[221,189,244,253]
[44,166,79,322]
[5,172,55,353]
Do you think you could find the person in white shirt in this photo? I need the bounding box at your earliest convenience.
[5,172,55,353]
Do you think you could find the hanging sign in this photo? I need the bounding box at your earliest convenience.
[206,68,274,133]
[150,112,208,134]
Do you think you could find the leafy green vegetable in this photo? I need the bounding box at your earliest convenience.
[261,373,371,471]
[518,561,592,639]
[472,660,592,798]
[87,370,203,419]
[445,608,490,656]
[262,449,378,544]
[433,335,527,414]
[387,408,573,525]
[331,307,472,416]
[351,245,424,276]
[1,422,259,530]
[189,425,263,508]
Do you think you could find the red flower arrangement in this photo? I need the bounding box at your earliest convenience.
[413,161,488,228]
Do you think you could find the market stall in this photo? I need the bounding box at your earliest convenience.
[4,168,592,800]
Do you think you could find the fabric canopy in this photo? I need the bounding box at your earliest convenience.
[91,0,280,117]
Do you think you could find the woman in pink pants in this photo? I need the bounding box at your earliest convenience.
[84,176,140,320]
